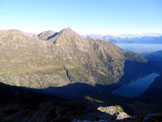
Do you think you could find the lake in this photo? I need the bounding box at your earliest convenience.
[114,43,162,53]
[112,73,160,98]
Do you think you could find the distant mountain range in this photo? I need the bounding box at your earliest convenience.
[82,34,162,44]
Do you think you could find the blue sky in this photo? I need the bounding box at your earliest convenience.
[0,0,162,35]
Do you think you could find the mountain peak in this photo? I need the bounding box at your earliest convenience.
[38,30,57,40]
[40,30,56,34]
[59,27,77,35]
[0,29,24,35]
[0,29,32,40]
[62,27,73,31]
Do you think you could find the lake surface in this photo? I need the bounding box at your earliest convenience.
[112,73,160,98]
[114,43,162,53]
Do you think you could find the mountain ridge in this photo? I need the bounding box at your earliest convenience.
[83,34,162,44]
[0,28,146,88]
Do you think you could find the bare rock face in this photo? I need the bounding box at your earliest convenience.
[0,28,146,88]
[116,112,130,120]
[97,105,130,120]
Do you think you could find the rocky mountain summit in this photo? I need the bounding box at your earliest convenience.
[0,28,146,88]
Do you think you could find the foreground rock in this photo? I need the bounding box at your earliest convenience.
[98,105,130,120]
[0,101,129,122]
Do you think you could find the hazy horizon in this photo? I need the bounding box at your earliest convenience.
[1,28,162,37]
[0,0,162,35]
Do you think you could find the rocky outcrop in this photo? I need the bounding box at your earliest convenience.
[98,105,130,120]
